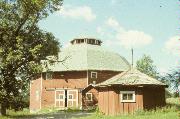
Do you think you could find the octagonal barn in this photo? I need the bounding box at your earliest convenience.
[30,38,130,112]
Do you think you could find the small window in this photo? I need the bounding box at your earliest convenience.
[68,94,73,99]
[120,91,135,102]
[59,94,64,100]
[46,72,52,80]
[77,39,81,43]
[86,93,92,101]
[91,72,97,79]
[80,39,84,43]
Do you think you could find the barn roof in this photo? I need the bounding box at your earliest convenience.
[97,68,166,86]
[43,41,130,72]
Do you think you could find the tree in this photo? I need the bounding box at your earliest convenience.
[161,69,180,97]
[136,54,158,78]
[0,0,63,115]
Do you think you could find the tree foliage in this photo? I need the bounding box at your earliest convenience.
[136,54,158,78]
[161,69,180,97]
[0,0,63,115]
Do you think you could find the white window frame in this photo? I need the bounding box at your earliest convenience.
[86,93,93,101]
[120,91,135,102]
[91,72,97,79]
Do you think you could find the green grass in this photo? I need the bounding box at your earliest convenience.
[73,98,180,119]
[74,111,177,119]
[0,98,179,119]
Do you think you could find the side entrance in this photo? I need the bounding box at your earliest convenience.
[55,89,78,108]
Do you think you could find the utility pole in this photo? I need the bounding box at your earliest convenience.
[131,48,134,68]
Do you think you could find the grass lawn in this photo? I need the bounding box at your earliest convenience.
[0,98,179,119]
[73,98,180,119]
[74,108,178,119]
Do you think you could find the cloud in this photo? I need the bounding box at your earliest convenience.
[105,17,124,32]
[116,30,153,49]
[96,26,104,36]
[103,17,153,49]
[106,17,119,28]
[59,5,96,22]
[165,36,180,55]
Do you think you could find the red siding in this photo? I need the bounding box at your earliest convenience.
[88,71,120,84]
[30,70,120,111]
[98,86,166,115]
[98,86,144,115]
[43,71,87,89]
[143,86,166,110]
[30,77,42,112]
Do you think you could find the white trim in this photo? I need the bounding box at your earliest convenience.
[87,70,89,86]
[67,90,78,107]
[67,90,73,107]
[120,91,135,103]
[55,90,65,108]
[91,72,97,79]
[40,73,43,109]
[86,93,93,101]
[54,89,78,108]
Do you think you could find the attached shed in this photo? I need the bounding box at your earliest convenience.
[96,68,167,115]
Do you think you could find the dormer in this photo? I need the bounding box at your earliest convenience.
[70,38,102,46]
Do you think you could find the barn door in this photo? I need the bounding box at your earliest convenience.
[55,90,65,108]
[67,90,78,108]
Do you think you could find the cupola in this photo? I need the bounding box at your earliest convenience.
[70,38,102,46]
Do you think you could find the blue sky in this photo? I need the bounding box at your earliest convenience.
[39,0,180,74]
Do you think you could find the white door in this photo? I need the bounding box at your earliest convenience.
[67,90,78,108]
[55,90,65,108]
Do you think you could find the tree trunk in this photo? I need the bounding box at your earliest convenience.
[0,103,7,116]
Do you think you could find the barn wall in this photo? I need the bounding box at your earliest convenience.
[41,89,55,108]
[88,71,120,84]
[98,86,143,115]
[31,71,87,110]
[43,71,87,89]
[143,86,166,110]
[31,70,122,111]
[41,71,87,109]
[30,76,42,112]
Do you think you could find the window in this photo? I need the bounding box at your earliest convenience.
[91,72,97,79]
[120,91,135,102]
[59,94,64,99]
[92,39,95,44]
[80,39,84,43]
[68,94,73,99]
[86,93,92,101]
[46,72,52,80]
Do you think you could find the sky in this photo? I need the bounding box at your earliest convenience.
[39,0,180,75]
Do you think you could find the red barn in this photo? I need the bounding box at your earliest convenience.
[30,38,167,114]
[30,38,130,112]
